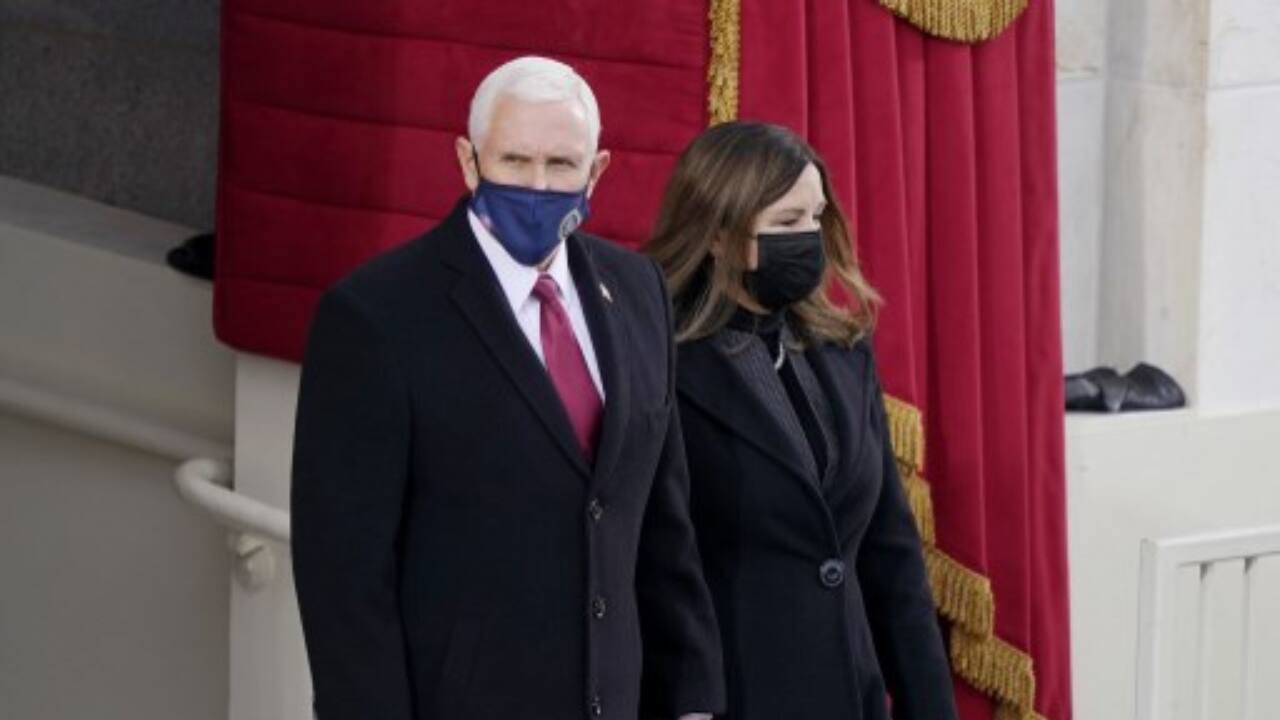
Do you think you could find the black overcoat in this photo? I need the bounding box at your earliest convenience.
[675,328,957,720]
[290,199,725,720]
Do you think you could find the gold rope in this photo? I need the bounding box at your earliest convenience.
[878,0,1027,43]
[885,394,1045,720]
[706,0,740,125]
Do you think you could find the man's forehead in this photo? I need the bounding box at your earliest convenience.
[493,92,588,120]
[485,101,592,155]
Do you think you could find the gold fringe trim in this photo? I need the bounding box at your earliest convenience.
[878,0,1027,43]
[706,0,740,124]
[951,628,1041,716]
[885,392,1044,719]
[924,547,993,635]
[883,394,925,471]
[996,705,1050,720]
[901,467,937,545]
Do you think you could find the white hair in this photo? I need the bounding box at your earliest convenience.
[468,56,602,152]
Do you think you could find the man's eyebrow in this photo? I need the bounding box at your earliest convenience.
[498,151,533,161]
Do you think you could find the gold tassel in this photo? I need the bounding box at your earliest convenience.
[995,705,1050,720]
[878,0,1028,43]
[901,468,937,544]
[951,627,1037,711]
[883,392,1045,719]
[706,0,740,124]
[883,394,925,471]
[925,547,995,636]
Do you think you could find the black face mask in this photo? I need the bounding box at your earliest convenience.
[744,230,826,310]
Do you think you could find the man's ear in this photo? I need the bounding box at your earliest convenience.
[456,136,480,191]
[585,149,611,197]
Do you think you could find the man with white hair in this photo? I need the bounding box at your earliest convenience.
[291,56,724,720]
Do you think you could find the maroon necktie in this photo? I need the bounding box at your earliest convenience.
[532,274,603,463]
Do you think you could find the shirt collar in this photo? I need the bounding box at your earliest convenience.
[468,207,574,308]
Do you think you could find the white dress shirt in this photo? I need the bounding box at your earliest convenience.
[468,209,605,400]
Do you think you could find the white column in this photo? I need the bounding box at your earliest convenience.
[1055,0,1109,373]
[228,353,312,720]
[1197,0,1280,413]
[1096,0,1210,399]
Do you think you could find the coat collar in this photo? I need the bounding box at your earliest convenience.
[676,328,817,485]
[804,340,871,498]
[677,328,871,500]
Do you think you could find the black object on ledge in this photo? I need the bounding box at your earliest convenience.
[1065,363,1186,412]
[167,232,215,280]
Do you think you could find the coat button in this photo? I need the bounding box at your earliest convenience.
[819,559,845,588]
[591,595,607,619]
[589,695,604,716]
[587,498,604,522]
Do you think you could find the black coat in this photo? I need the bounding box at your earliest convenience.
[290,199,725,720]
[675,328,957,720]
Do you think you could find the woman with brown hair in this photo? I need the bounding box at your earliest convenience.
[648,121,957,720]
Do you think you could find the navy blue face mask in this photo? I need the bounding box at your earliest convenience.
[469,162,591,266]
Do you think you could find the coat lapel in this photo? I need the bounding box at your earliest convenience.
[567,237,630,490]
[805,342,871,504]
[439,201,591,479]
[677,333,817,485]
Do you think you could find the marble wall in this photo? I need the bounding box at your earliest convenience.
[1055,0,1109,374]
[1197,0,1280,412]
[1056,0,1280,412]
[1098,0,1209,398]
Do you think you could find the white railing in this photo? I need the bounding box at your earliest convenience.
[1136,524,1280,720]
[0,374,288,587]
[174,457,289,543]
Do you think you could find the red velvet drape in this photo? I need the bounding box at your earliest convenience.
[736,1,1071,718]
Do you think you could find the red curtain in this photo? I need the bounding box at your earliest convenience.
[735,1,1071,718]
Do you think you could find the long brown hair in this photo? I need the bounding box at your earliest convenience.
[647,121,880,346]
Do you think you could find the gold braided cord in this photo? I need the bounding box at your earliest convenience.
[884,393,1044,719]
[878,0,1027,43]
[706,0,740,125]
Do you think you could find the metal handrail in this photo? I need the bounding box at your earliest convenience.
[175,457,290,544]
[0,373,290,546]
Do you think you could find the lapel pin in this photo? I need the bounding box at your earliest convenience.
[600,282,613,304]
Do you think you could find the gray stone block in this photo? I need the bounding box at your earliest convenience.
[1,0,220,53]
[0,24,219,228]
